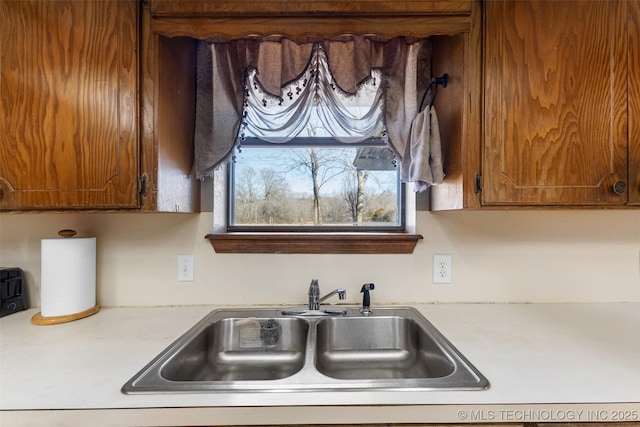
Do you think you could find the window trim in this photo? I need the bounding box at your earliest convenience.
[205,232,423,254]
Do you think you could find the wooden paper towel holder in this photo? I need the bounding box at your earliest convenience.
[31,229,100,326]
[31,305,100,325]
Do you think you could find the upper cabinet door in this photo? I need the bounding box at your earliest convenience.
[630,0,640,205]
[483,0,629,205]
[0,0,138,210]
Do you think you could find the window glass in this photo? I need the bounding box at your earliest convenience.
[228,53,403,231]
[230,142,402,230]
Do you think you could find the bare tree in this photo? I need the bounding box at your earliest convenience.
[309,149,322,224]
[284,148,346,224]
[355,171,369,222]
[235,166,258,224]
[260,169,287,200]
[259,168,290,224]
[343,169,370,223]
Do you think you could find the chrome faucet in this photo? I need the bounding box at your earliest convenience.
[308,279,346,310]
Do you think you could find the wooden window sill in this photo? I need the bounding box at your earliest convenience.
[206,233,423,254]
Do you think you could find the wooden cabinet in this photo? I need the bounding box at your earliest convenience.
[0,0,139,210]
[9,0,635,211]
[431,0,639,209]
[0,0,200,212]
[139,9,201,213]
[630,0,640,205]
[148,0,472,17]
[483,0,630,206]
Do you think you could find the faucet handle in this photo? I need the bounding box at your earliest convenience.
[308,279,320,310]
[309,279,319,296]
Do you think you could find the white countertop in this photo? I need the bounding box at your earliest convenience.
[2,303,640,426]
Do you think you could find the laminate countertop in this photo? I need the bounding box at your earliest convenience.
[1,303,639,426]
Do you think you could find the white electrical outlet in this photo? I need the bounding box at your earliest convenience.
[433,254,452,284]
[178,255,194,282]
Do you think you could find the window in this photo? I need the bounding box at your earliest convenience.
[230,142,403,231]
[199,37,426,253]
[229,64,404,231]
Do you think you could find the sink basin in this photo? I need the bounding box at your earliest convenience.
[122,307,489,393]
[162,317,308,382]
[315,316,455,380]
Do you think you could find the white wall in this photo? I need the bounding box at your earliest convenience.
[1,210,639,307]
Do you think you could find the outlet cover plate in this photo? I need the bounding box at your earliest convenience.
[433,254,452,284]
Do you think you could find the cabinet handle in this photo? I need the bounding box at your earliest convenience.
[612,181,627,195]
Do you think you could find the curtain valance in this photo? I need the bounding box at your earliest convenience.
[241,44,386,144]
[194,36,430,180]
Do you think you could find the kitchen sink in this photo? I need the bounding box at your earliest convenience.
[122,307,489,393]
[161,317,308,382]
[315,316,455,380]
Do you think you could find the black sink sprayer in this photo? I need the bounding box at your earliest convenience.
[360,283,375,315]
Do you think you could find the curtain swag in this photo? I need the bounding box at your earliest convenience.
[241,45,386,145]
[194,36,433,187]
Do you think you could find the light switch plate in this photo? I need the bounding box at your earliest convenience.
[178,255,194,282]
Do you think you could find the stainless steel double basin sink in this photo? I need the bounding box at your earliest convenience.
[122,307,489,393]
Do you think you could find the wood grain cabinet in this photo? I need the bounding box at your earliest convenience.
[431,0,639,210]
[630,0,640,205]
[0,0,139,210]
[482,0,636,206]
[0,0,200,212]
[148,0,472,17]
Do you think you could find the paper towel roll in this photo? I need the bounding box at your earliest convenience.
[40,236,96,318]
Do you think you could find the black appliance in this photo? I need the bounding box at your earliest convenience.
[1,268,28,317]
